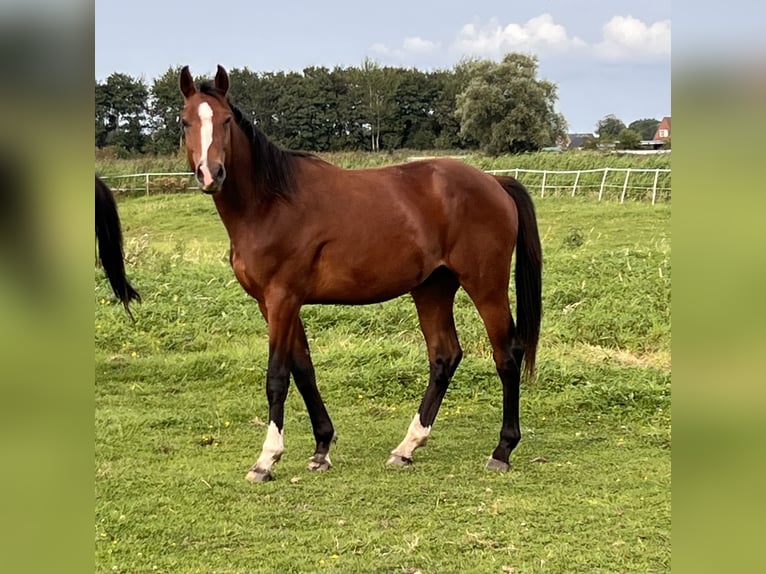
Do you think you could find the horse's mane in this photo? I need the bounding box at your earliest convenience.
[198,82,319,200]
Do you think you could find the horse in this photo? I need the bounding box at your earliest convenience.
[179,65,542,482]
[95,175,140,319]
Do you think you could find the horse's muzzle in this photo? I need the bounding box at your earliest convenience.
[195,162,226,194]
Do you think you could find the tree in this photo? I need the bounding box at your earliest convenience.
[595,114,626,141]
[429,69,465,149]
[455,53,567,155]
[356,58,400,151]
[95,73,149,154]
[328,66,368,151]
[147,66,186,155]
[628,118,660,141]
[581,135,599,150]
[616,128,642,150]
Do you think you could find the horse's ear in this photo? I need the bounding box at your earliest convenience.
[180,66,196,98]
[215,65,229,97]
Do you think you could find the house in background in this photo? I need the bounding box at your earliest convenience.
[564,133,596,150]
[636,116,671,151]
[653,116,671,140]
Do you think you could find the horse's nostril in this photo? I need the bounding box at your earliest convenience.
[195,165,204,179]
[216,165,226,180]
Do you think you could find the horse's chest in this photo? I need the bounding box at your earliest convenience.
[229,246,263,300]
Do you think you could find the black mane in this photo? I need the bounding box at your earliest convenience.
[198,81,318,200]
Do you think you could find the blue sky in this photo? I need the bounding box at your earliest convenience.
[95,0,672,133]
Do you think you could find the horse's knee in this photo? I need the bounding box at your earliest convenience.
[494,354,519,378]
[450,347,463,375]
[433,346,462,382]
[265,374,289,404]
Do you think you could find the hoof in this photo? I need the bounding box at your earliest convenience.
[486,457,510,472]
[386,454,414,467]
[307,454,332,472]
[245,467,274,483]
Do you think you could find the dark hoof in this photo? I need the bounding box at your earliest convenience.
[307,454,332,471]
[245,467,273,483]
[486,457,510,472]
[386,454,414,467]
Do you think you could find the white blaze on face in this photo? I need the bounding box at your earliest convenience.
[197,101,214,186]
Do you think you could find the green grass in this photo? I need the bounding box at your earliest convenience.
[95,191,670,573]
[95,149,670,177]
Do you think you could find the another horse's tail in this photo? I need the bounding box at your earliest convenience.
[95,176,140,319]
[495,176,543,380]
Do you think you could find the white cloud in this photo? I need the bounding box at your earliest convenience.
[402,37,439,53]
[371,36,441,61]
[370,42,392,56]
[594,15,671,61]
[453,14,586,58]
[371,14,671,66]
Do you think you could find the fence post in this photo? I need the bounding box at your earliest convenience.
[620,169,631,203]
[541,170,547,198]
[145,174,150,196]
[652,169,660,205]
[514,168,519,180]
[598,168,609,201]
[572,170,580,197]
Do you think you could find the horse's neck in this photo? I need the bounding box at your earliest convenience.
[212,134,271,242]
[212,176,257,239]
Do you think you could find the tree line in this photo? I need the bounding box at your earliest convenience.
[95,52,662,157]
[96,53,570,157]
[589,115,665,150]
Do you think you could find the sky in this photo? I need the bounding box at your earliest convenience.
[95,0,672,134]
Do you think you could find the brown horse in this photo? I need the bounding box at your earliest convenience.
[179,65,542,482]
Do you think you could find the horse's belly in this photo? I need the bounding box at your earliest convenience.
[307,252,433,305]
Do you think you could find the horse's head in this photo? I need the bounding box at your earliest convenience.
[179,65,232,194]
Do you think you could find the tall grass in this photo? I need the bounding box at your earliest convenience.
[96,150,671,202]
[96,149,670,176]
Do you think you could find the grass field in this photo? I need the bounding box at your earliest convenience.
[95,149,671,178]
[95,189,671,573]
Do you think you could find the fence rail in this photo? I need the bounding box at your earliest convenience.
[99,172,196,195]
[100,167,671,204]
[486,167,671,204]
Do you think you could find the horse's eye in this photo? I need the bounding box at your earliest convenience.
[181,119,190,129]
[223,116,232,126]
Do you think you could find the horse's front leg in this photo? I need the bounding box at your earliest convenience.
[246,292,300,483]
[291,318,336,472]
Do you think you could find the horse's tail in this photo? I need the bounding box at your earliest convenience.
[495,175,543,381]
[95,176,140,319]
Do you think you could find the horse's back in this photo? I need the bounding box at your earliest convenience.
[323,157,515,219]
[292,157,518,303]
[388,157,518,244]
[302,157,518,254]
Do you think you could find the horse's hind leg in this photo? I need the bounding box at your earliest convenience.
[466,289,524,471]
[388,267,462,466]
[291,318,336,471]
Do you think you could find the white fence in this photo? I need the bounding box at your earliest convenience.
[100,167,671,204]
[99,172,196,195]
[487,167,671,204]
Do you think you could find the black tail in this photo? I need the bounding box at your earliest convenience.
[95,176,140,319]
[495,176,543,380]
